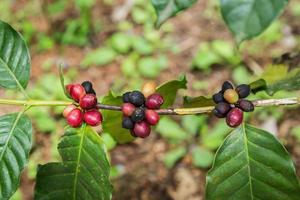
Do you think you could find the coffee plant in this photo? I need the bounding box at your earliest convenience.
[0,0,300,199]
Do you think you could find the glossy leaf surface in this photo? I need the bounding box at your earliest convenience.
[206,124,300,200]
[35,125,112,200]
[0,20,30,90]
[0,113,32,200]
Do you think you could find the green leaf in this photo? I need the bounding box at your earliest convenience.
[266,69,300,95]
[163,147,187,169]
[156,75,187,108]
[0,113,32,200]
[220,0,288,42]
[192,147,214,168]
[250,67,300,95]
[102,133,117,151]
[249,79,267,94]
[183,95,214,108]
[152,0,197,27]
[206,124,300,200]
[0,20,31,90]
[35,125,112,200]
[261,65,288,84]
[101,92,135,144]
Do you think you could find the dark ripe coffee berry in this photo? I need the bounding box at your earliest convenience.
[226,108,243,128]
[131,108,145,122]
[133,121,151,138]
[129,91,145,106]
[213,92,224,104]
[70,84,86,102]
[237,99,254,112]
[81,81,96,95]
[67,108,84,128]
[63,104,77,118]
[122,117,134,129]
[215,102,231,115]
[84,109,103,126]
[122,92,131,103]
[145,93,164,109]
[236,84,251,98]
[222,81,234,92]
[223,89,239,104]
[122,103,135,116]
[79,94,98,110]
[213,109,226,118]
[145,110,160,125]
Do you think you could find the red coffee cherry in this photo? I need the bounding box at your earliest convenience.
[79,94,97,110]
[226,108,243,128]
[133,121,151,138]
[145,93,164,109]
[67,108,84,128]
[122,103,136,117]
[145,110,160,125]
[84,109,103,126]
[63,104,77,118]
[66,84,74,94]
[70,84,86,102]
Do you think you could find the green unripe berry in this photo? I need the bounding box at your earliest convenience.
[223,89,239,104]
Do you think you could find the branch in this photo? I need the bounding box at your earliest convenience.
[0,97,299,115]
[97,97,300,115]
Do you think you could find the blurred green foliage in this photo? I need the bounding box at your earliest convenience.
[156,115,231,169]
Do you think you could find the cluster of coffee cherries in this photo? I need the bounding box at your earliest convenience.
[63,81,103,128]
[213,81,254,127]
[121,91,164,138]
